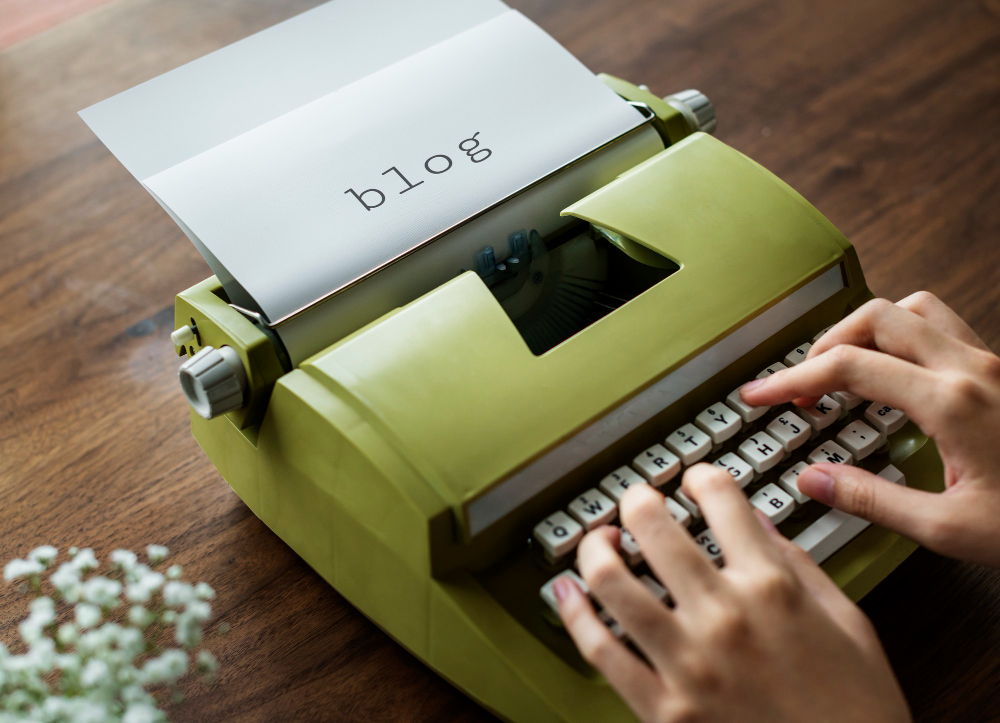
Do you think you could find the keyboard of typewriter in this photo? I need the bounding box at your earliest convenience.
[528,325,911,639]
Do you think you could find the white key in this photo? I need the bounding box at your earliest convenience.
[766,412,810,452]
[878,464,906,486]
[830,391,864,410]
[807,440,853,466]
[567,489,617,530]
[694,529,724,566]
[726,387,769,423]
[777,462,812,504]
[665,496,692,527]
[533,511,584,561]
[800,395,842,431]
[836,420,882,460]
[632,445,681,487]
[737,432,785,473]
[598,609,626,639]
[749,483,796,524]
[756,362,788,379]
[713,452,754,489]
[639,574,669,603]
[673,489,702,519]
[813,325,835,343]
[792,465,906,563]
[665,423,712,465]
[695,403,742,444]
[540,570,588,616]
[619,528,643,567]
[865,402,908,435]
[599,466,648,502]
[783,343,811,366]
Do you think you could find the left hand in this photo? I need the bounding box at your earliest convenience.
[553,464,911,723]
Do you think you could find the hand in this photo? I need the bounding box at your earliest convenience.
[740,291,1000,568]
[553,465,911,723]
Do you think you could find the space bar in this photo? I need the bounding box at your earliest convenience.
[791,465,905,564]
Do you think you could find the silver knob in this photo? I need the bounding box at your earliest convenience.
[178,346,247,419]
[664,89,717,135]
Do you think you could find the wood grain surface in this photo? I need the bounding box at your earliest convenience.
[2,0,999,720]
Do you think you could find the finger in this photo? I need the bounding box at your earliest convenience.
[620,483,720,604]
[554,575,666,720]
[681,464,784,569]
[897,291,992,352]
[796,463,959,550]
[808,298,970,370]
[577,527,681,670]
[739,345,938,430]
[753,510,882,655]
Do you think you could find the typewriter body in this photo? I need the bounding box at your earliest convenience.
[171,77,943,722]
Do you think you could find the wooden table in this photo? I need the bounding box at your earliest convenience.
[2,0,998,719]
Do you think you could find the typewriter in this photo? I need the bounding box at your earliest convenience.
[163,74,944,721]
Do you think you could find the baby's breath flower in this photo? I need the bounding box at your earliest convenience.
[80,658,110,687]
[3,546,220,720]
[82,576,123,609]
[28,545,59,566]
[163,581,195,607]
[4,558,44,581]
[71,547,99,571]
[128,605,154,629]
[110,549,139,571]
[195,650,218,676]
[146,545,169,564]
[75,603,102,629]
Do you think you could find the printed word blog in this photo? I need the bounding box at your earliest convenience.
[344,132,492,211]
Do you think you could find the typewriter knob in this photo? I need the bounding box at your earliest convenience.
[664,89,717,135]
[177,345,247,419]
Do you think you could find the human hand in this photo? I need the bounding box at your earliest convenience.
[553,465,911,723]
[740,292,1000,568]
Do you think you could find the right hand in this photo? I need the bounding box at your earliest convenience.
[739,291,1000,568]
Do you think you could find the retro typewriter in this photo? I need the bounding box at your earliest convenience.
[163,75,944,722]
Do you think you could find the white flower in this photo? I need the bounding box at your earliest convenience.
[56,623,78,646]
[81,576,122,608]
[19,596,56,643]
[123,702,165,723]
[174,615,203,647]
[195,650,218,675]
[166,564,183,579]
[142,649,188,684]
[186,600,212,622]
[75,603,101,629]
[194,582,216,600]
[4,558,43,581]
[129,605,154,629]
[163,581,194,607]
[146,545,169,564]
[71,547,99,571]
[80,658,110,687]
[50,562,82,600]
[28,545,59,566]
[126,570,164,603]
[110,549,138,571]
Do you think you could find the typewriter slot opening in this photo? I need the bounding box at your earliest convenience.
[477,222,678,355]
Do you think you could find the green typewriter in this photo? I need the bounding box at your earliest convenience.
[166,77,942,722]
[77,2,943,719]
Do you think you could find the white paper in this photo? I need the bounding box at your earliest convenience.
[81,0,648,323]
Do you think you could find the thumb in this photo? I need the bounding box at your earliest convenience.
[797,463,949,549]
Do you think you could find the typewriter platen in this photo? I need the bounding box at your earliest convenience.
[171,78,944,722]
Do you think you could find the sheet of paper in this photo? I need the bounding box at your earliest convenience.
[79,0,508,181]
[142,10,645,320]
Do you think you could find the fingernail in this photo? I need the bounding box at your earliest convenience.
[553,577,572,602]
[798,467,835,504]
[752,508,779,534]
[740,379,765,394]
